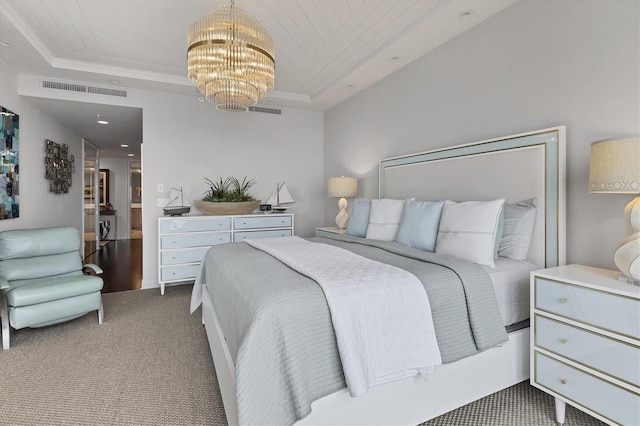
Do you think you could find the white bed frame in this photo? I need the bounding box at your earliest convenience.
[202,127,566,425]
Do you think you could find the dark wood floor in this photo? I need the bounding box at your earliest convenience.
[84,239,142,293]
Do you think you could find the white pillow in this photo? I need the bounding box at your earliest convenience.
[435,199,505,268]
[365,199,406,241]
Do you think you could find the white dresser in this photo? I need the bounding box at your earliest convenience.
[158,213,293,295]
[530,264,640,425]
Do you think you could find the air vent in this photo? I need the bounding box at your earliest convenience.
[42,80,128,98]
[87,86,127,97]
[249,106,282,115]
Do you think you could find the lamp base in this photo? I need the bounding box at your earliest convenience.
[614,195,640,283]
[618,274,640,286]
[335,197,349,230]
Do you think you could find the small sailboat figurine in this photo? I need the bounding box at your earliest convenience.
[265,182,295,212]
[163,187,191,216]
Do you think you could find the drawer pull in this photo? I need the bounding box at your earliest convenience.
[559,338,567,344]
[560,379,568,385]
[559,298,568,303]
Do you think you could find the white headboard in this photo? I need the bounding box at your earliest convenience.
[379,127,566,268]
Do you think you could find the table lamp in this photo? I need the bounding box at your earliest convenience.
[328,176,358,229]
[589,137,640,284]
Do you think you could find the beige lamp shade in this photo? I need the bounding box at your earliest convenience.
[589,137,640,193]
[589,137,640,283]
[328,177,358,198]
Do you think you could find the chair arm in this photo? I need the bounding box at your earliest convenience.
[83,264,103,275]
[0,276,8,290]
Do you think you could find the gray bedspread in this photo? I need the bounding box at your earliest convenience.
[190,234,507,426]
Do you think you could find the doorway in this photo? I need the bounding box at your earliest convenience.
[83,140,99,258]
[130,161,142,239]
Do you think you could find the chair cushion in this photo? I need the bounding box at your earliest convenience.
[9,292,102,330]
[0,252,83,281]
[6,275,103,307]
[0,227,80,260]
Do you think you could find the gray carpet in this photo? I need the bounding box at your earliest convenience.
[0,285,605,426]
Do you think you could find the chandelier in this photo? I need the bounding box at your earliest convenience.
[187,0,275,113]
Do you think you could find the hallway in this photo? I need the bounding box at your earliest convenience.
[84,239,142,293]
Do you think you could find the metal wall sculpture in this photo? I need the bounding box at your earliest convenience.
[0,106,19,220]
[45,139,75,194]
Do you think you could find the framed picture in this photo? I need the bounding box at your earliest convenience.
[99,168,110,207]
[0,106,19,220]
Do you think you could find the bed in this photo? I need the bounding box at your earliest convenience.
[190,126,566,425]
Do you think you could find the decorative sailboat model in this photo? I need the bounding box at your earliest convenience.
[265,182,295,212]
[163,187,191,216]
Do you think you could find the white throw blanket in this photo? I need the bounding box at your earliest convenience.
[245,236,442,397]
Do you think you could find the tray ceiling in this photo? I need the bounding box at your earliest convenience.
[1,0,516,111]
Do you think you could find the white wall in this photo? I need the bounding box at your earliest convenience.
[16,75,325,290]
[100,156,130,240]
[324,0,640,271]
[140,91,325,288]
[0,62,84,233]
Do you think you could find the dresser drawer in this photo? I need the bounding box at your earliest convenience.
[535,315,640,387]
[161,232,231,249]
[160,217,231,233]
[160,248,209,266]
[534,277,640,340]
[233,215,292,230]
[534,352,639,426]
[234,229,292,242]
[160,264,200,282]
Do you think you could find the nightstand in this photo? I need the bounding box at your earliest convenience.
[315,226,347,237]
[530,264,639,425]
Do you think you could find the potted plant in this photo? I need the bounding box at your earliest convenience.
[194,176,261,215]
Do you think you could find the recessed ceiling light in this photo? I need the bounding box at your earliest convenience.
[96,114,109,125]
[110,79,120,84]
[391,56,400,62]
[121,144,129,148]
[458,10,473,20]
[347,84,356,89]
[128,153,135,157]
[0,41,12,47]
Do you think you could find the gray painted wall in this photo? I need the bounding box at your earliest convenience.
[324,0,640,272]
[0,62,84,234]
[139,90,325,288]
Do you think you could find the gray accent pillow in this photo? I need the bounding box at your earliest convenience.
[346,199,371,237]
[395,199,445,252]
[494,207,504,259]
[498,198,537,261]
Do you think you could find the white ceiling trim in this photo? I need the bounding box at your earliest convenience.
[2,1,55,64]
